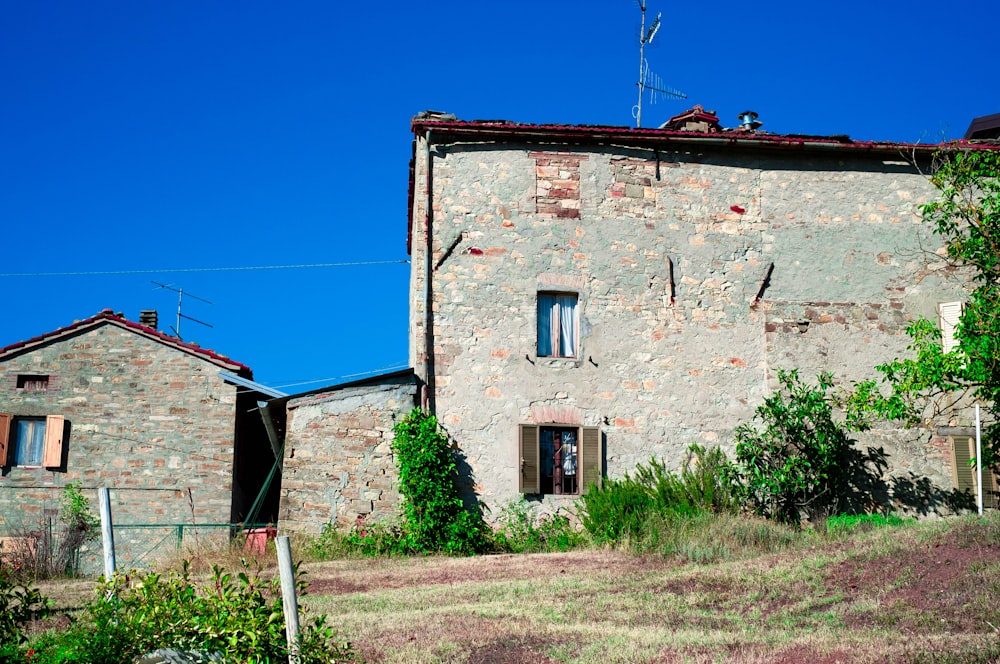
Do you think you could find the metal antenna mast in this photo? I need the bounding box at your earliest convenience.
[632,0,686,128]
[151,281,213,340]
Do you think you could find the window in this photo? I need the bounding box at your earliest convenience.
[0,413,65,468]
[938,301,963,354]
[16,375,49,391]
[519,424,602,495]
[537,293,578,358]
[951,435,999,509]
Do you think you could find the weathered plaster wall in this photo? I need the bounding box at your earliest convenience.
[0,325,241,531]
[279,381,417,534]
[410,139,968,514]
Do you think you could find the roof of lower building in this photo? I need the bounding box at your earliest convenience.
[0,309,252,376]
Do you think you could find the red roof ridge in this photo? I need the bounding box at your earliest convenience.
[0,310,251,375]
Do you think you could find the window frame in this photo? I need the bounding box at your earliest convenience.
[0,413,66,469]
[536,291,580,359]
[519,423,602,496]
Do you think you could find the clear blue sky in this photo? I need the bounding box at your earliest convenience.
[2,1,998,392]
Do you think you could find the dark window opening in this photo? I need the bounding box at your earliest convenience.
[16,375,50,392]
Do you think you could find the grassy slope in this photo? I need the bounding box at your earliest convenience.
[301,514,1000,664]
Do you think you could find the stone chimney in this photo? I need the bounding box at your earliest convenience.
[139,310,158,330]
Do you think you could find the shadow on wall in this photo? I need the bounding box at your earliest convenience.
[832,444,975,518]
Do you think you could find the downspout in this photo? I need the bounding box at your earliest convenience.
[423,129,436,413]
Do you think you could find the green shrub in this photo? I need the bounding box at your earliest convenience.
[25,561,354,664]
[580,444,737,546]
[391,408,490,555]
[579,475,652,545]
[492,502,585,553]
[0,570,48,650]
[733,370,885,526]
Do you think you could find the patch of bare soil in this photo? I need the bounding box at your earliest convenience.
[822,527,1000,634]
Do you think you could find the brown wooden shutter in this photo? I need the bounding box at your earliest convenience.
[580,426,602,494]
[952,436,974,494]
[0,413,10,466]
[43,415,65,468]
[984,467,1000,510]
[519,424,539,493]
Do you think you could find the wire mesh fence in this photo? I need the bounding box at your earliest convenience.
[1,522,276,577]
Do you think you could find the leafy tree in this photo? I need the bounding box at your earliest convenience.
[847,148,1000,469]
[734,370,885,525]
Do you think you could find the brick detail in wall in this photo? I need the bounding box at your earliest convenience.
[531,152,587,220]
[763,301,910,335]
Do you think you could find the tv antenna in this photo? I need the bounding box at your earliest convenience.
[632,0,686,128]
[151,281,213,341]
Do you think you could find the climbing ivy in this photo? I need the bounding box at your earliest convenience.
[391,408,490,555]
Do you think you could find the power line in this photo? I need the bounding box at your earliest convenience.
[0,259,409,278]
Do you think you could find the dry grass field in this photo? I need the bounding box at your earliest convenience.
[33,513,1000,663]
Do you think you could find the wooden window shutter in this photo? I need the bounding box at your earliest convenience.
[938,301,963,354]
[519,424,540,494]
[984,466,1000,510]
[951,436,974,494]
[580,427,602,494]
[42,415,65,468]
[0,413,10,465]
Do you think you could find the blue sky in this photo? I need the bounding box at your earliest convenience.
[2,1,998,392]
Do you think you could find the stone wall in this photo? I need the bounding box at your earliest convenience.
[278,378,418,534]
[409,138,969,514]
[0,324,242,531]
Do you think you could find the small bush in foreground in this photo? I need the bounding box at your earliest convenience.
[23,561,354,664]
[0,570,48,651]
[492,502,585,553]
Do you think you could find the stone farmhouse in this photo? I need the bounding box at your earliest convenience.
[404,107,999,517]
[0,309,281,537]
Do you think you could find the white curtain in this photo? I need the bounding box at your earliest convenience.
[558,295,576,357]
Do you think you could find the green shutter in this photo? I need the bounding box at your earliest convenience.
[581,427,602,494]
[519,425,539,493]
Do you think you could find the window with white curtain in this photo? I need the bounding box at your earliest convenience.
[537,293,578,358]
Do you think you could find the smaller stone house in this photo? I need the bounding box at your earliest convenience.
[0,309,280,535]
[270,370,419,534]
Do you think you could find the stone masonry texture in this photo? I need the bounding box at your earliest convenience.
[409,134,970,517]
[278,378,418,534]
[0,323,248,533]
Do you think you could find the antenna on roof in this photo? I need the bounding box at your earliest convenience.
[632,0,686,128]
[151,281,213,341]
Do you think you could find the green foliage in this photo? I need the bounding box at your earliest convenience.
[492,501,585,553]
[0,570,48,650]
[391,408,490,555]
[24,561,354,664]
[579,444,738,546]
[57,483,100,576]
[733,370,882,525]
[826,513,909,535]
[848,148,1000,470]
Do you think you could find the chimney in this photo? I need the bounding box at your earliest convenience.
[139,310,158,330]
[737,110,762,132]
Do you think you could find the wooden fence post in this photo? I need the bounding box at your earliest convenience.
[276,536,301,664]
